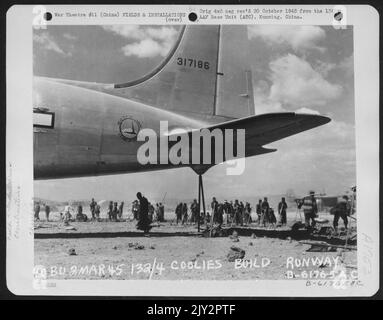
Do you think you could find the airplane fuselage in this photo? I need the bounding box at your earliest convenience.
[33,27,330,180]
[33,77,216,179]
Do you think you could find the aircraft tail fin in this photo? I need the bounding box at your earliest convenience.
[111,25,254,119]
[215,26,255,118]
[113,25,220,116]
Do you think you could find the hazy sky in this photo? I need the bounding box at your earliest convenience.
[33,25,355,204]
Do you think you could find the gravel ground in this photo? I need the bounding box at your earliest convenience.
[34,211,357,280]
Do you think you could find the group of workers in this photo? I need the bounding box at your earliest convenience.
[255,197,288,227]
[34,199,124,223]
[34,187,356,234]
[34,202,50,221]
[32,196,296,228]
[62,199,125,222]
[175,200,199,224]
[211,198,254,226]
[60,201,101,222]
[172,197,289,228]
[132,200,165,223]
[297,189,354,232]
[105,200,124,221]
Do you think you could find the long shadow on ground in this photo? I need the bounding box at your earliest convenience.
[34,226,356,246]
[34,230,200,239]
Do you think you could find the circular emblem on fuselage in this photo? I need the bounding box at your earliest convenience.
[118,116,141,141]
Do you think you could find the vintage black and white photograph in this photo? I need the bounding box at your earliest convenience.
[5,4,379,296]
[32,23,358,281]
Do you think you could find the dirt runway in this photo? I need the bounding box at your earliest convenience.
[34,214,357,281]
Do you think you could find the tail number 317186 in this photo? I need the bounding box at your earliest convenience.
[176,57,210,70]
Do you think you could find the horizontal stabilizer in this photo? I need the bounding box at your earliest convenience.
[206,112,331,157]
[167,112,330,167]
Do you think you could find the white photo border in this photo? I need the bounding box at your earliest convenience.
[6,4,380,296]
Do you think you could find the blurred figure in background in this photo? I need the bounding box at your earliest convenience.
[44,203,50,222]
[256,199,262,225]
[331,195,350,233]
[350,186,356,215]
[108,201,113,220]
[222,200,230,224]
[95,203,101,220]
[278,197,288,226]
[301,191,318,229]
[155,203,161,222]
[112,202,119,221]
[228,201,234,224]
[182,203,188,225]
[216,203,224,225]
[211,197,218,224]
[261,197,270,227]
[190,199,198,223]
[233,200,240,225]
[175,202,182,224]
[148,202,155,222]
[244,202,252,224]
[90,198,97,220]
[118,201,124,219]
[268,207,277,227]
[159,202,165,222]
[132,200,139,220]
[239,201,245,226]
[136,192,151,234]
[76,204,88,222]
[62,203,73,223]
[34,202,41,221]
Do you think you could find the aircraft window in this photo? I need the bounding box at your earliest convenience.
[33,111,55,128]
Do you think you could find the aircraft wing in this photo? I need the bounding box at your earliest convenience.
[168,112,330,174]
[206,112,331,157]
